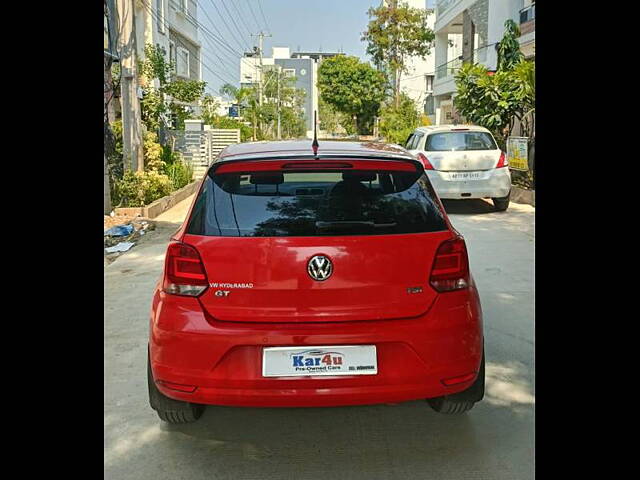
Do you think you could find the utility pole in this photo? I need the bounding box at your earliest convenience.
[251,31,272,137]
[117,0,144,172]
[277,65,281,140]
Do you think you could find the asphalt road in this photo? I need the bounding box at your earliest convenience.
[104,196,534,480]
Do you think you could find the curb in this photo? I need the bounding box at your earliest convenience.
[114,180,200,219]
[510,186,535,206]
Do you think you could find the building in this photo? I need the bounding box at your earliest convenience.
[240,47,340,138]
[432,0,535,125]
[136,0,203,120]
[519,0,535,60]
[395,0,437,124]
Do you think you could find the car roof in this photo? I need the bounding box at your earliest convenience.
[414,124,492,134]
[215,139,417,163]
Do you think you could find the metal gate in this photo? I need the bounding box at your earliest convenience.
[168,125,240,179]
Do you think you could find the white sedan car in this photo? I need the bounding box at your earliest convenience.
[405,125,511,211]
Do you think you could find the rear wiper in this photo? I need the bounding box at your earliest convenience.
[315,221,397,230]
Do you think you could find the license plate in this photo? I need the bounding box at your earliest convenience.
[262,345,378,377]
[449,172,482,180]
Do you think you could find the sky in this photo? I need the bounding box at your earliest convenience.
[198,0,435,98]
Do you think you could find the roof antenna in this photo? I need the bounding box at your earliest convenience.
[312,110,319,157]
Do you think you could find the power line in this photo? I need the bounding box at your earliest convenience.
[185,2,245,59]
[206,0,251,54]
[229,0,256,40]
[220,0,253,51]
[245,0,262,32]
[200,34,242,80]
[140,1,238,89]
[257,0,271,34]
[140,0,243,62]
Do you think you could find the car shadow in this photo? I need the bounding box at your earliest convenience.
[441,199,497,215]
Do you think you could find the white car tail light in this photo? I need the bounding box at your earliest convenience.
[496,151,509,168]
[416,153,435,170]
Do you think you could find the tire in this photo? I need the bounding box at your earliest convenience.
[427,350,485,415]
[147,351,204,424]
[492,196,510,211]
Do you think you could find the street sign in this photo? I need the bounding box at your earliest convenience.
[507,136,529,171]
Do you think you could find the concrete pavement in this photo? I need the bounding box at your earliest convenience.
[104,196,534,480]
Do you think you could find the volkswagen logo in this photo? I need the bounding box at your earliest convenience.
[307,255,333,281]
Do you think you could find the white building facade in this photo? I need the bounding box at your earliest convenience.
[240,47,339,138]
[432,0,534,125]
[397,0,437,124]
[135,0,203,119]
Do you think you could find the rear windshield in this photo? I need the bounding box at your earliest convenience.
[426,131,497,151]
[186,169,447,237]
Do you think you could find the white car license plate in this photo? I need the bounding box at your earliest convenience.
[449,171,482,180]
[262,345,378,377]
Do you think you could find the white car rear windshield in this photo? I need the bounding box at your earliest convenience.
[426,132,497,151]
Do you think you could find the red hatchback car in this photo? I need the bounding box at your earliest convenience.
[148,140,484,423]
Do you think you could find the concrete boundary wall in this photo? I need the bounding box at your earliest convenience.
[510,187,535,206]
[114,180,200,219]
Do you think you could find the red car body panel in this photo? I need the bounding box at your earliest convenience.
[148,141,484,408]
[188,231,452,324]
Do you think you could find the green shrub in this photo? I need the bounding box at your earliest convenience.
[143,131,164,171]
[163,158,193,190]
[113,170,173,207]
[379,93,420,145]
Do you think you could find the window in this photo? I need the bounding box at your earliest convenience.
[405,134,415,149]
[177,47,190,77]
[187,0,197,19]
[405,132,423,150]
[424,95,435,116]
[425,75,434,91]
[187,170,447,237]
[169,41,176,68]
[156,0,165,34]
[425,132,498,151]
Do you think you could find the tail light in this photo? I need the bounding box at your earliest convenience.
[416,153,435,170]
[430,236,470,292]
[163,242,208,297]
[496,151,508,168]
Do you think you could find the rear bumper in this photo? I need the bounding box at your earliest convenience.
[149,286,483,408]
[427,168,511,199]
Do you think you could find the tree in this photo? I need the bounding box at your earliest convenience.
[362,0,434,108]
[378,92,420,144]
[218,72,306,141]
[138,44,206,132]
[453,61,534,147]
[317,55,386,135]
[454,17,534,148]
[496,20,524,72]
[318,97,349,136]
[201,94,220,125]
[262,67,306,139]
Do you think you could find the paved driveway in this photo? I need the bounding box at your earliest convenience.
[105,197,534,480]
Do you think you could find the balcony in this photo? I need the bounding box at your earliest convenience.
[436,0,460,18]
[435,45,490,80]
[435,56,463,80]
[519,3,535,36]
